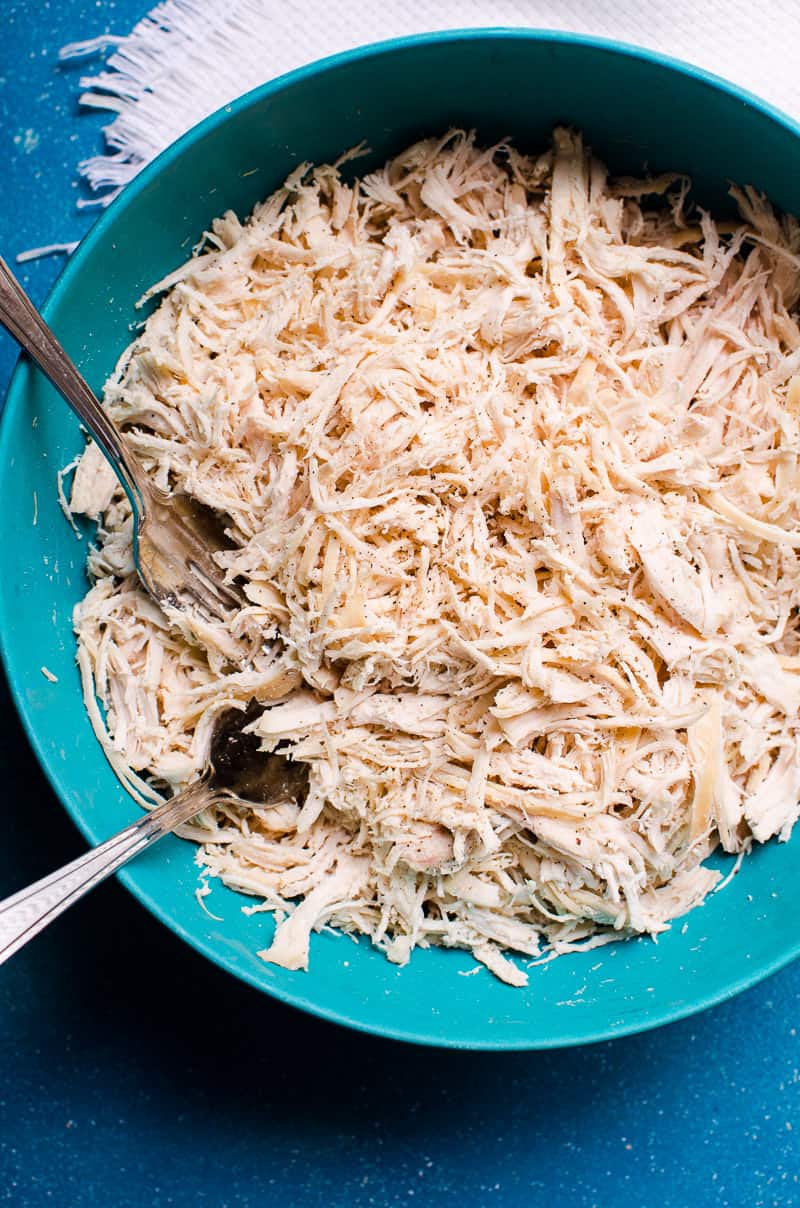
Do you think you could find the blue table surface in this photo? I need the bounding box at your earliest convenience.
[1,4,799,1206]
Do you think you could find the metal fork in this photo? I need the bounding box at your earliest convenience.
[0,702,309,964]
[0,256,242,621]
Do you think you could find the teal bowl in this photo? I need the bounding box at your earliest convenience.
[3,30,799,1049]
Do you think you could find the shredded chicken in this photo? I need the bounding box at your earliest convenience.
[70,129,800,985]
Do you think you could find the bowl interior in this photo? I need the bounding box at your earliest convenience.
[3,31,800,1048]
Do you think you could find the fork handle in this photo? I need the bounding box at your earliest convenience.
[0,255,149,516]
[0,778,215,964]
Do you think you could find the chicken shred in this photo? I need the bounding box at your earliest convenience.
[70,129,800,986]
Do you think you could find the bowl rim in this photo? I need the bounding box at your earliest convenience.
[3,26,800,1050]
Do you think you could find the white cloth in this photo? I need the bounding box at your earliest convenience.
[63,0,800,204]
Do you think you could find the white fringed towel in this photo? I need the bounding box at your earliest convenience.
[61,0,800,207]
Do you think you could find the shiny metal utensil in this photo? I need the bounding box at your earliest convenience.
[0,255,242,621]
[0,702,308,963]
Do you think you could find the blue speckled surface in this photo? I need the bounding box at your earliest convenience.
[1,4,799,1205]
